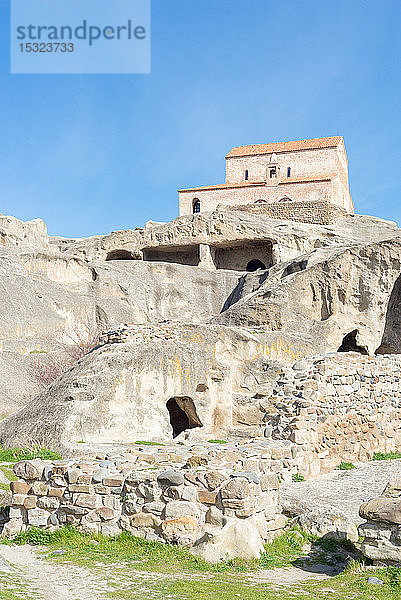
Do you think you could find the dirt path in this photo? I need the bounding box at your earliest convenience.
[0,545,110,600]
[0,544,333,600]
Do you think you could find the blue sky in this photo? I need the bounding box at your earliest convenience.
[0,0,400,237]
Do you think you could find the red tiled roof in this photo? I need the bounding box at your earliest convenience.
[178,181,266,193]
[226,136,343,158]
[178,174,336,193]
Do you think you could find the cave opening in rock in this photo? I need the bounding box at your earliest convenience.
[166,397,203,438]
[246,259,267,272]
[105,249,135,261]
[338,330,368,354]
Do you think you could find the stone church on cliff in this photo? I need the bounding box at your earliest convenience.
[178,136,354,219]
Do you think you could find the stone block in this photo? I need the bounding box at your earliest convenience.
[197,490,218,505]
[142,501,165,516]
[28,508,49,527]
[67,468,80,484]
[13,460,45,481]
[259,473,279,491]
[205,506,226,528]
[130,512,160,528]
[77,474,93,485]
[96,507,118,521]
[48,487,64,498]
[157,471,184,487]
[220,478,259,500]
[359,497,401,525]
[164,501,200,519]
[9,506,24,519]
[73,493,99,509]
[23,496,37,510]
[37,496,59,510]
[11,494,26,506]
[103,475,124,487]
[161,517,199,540]
[31,481,48,496]
[10,480,31,495]
[102,496,121,510]
[1,518,23,537]
[92,468,108,484]
[68,484,93,493]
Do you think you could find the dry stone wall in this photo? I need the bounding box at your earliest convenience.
[3,441,289,560]
[266,353,401,476]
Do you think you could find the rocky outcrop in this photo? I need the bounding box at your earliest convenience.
[0,323,279,449]
[216,238,401,356]
[359,478,401,562]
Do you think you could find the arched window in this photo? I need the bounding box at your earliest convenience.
[279,196,292,202]
[193,199,201,214]
[287,167,291,177]
[244,170,249,181]
[254,199,267,204]
[269,167,277,178]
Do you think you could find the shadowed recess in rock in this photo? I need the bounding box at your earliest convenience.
[105,249,136,260]
[166,396,203,438]
[338,330,368,355]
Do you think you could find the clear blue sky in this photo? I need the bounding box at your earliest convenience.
[0,0,400,237]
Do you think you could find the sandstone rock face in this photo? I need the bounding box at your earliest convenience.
[215,238,401,356]
[0,323,276,449]
[2,208,401,474]
[0,215,241,415]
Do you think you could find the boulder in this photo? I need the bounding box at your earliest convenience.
[359,497,401,525]
[190,518,264,563]
[298,505,358,542]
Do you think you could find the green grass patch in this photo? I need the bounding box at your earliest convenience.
[292,473,305,482]
[372,452,401,461]
[259,528,310,568]
[0,445,62,463]
[134,441,165,446]
[208,439,228,444]
[4,526,401,600]
[336,461,356,470]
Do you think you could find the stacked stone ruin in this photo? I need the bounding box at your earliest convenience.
[5,442,289,560]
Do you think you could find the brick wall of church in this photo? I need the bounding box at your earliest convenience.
[231,200,348,225]
[179,180,334,216]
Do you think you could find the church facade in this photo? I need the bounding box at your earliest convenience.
[178,136,353,217]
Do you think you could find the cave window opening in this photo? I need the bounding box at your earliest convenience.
[338,330,368,355]
[246,259,267,272]
[105,250,134,261]
[166,397,203,438]
[244,170,249,181]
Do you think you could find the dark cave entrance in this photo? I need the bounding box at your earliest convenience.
[105,249,135,261]
[338,330,368,355]
[246,259,267,272]
[166,397,203,438]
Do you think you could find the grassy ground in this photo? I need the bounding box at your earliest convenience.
[0,445,62,463]
[1,526,400,600]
